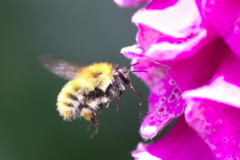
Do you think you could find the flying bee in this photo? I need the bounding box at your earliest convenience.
[38,55,145,138]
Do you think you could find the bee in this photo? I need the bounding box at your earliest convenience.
[38,55,144,138]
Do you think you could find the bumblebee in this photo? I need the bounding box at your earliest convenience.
[38,55,143,138]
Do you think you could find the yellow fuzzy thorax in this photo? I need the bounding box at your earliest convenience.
[75,62,114,93]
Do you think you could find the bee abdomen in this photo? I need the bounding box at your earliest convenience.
[57,89,82,121]
[69,93,78,101]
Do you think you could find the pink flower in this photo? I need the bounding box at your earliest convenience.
[114,0,240,159]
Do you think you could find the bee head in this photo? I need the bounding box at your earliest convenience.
[114,63,147,105]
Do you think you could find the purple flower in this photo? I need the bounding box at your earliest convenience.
[114,0,240,159]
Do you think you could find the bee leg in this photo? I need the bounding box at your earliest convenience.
[97,103,103,117]
[87,123,92,130]
[116,90,124,111]
[89,116,99,138]
[82,108,99,138]
[105,102,110,108]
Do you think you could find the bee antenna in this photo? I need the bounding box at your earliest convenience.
[125,63,147,73]
[125,63,139,69]
[131,87,143,105]
[126,70,147,73]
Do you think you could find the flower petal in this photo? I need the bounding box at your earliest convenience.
[184,49,240,159]
[132,0,218,62]
[132,0,201,38]
[130,58,186,140]
[167,38,226,91]
[183,43,240,108]
[132,115,215,160]
[197,0,240,57]
[121,44,145,59]
[185,99,240,159]
[183,76,240,109]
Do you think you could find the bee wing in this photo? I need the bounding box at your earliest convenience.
[38,55,82,80]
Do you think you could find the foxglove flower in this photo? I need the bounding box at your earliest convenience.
[114,0,240,159]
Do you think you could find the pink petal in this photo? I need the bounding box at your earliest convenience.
[183,76,240,109]
[132,115,215,160]
[123,38,227,93]
[120,45,145,59]
[113,0,151,8]
[132,0,218,62]
[196,0,240,57]
[182,44,240,108]
[132,0,201,38]
[129,58,186,140]
[184,49,240,159]
[167,38,226,91]
[185,99,240,159]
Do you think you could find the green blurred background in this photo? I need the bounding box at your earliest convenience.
[0,1,152,160]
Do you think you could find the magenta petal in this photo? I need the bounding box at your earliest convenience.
[120,45,145,59]
[197,0,240,57]
[183,76,240,109]
[185,99,240,159]
[113,0,151,7]
[138,24,214,62]
[182,46,240,108]
[132,115,215,160]
[132,0,218,62]
[166,38,227,92]
[130,58,186,140]
[132,0,201,38]
[183,51,240,159]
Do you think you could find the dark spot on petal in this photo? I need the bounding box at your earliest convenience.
[222,108,228,114]
[161,97,166,102]
[158,108,164,112]
[169,80,176,85]
[174,88,179,93]
[187,34,195,39]
[176,41,182,44]
[162,114,167,118]
[169,94,176,101]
